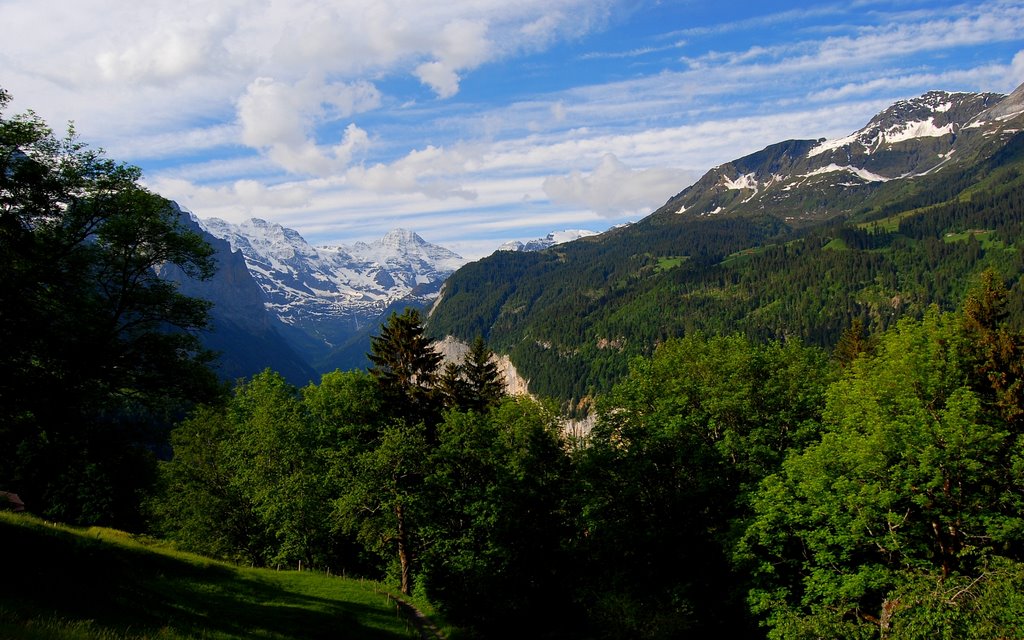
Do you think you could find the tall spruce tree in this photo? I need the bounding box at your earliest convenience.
[347,307,444,594]
[462,335,505,412]
[368,307,443,429]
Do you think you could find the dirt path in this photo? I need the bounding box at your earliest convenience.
[375,586,446,640]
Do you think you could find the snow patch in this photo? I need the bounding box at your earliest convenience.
[808,133,859,158]
[882,118,954,144]
[800,164,889,183]
[723,173,758,190]
[497,229,598,252]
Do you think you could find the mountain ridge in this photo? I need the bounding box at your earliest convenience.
[660,87,1021,225]
[197,218,466,370]
[426,83,1024,402]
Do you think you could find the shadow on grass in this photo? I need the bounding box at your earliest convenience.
[1,516,411,639]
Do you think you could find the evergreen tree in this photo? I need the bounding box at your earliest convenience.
[437,361,470,410]
[834,317,872,365]
[337,308,445,595]
[462,335,505,412]
[368,308,443,428]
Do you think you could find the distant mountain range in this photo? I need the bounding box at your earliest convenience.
[167,208,629,383]
[497,229,599,252]
[426,82,1024,402]
[193,219,467,375]
[164,83,1024,392]
[157,208,316,385]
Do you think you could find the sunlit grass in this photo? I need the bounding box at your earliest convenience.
[0,512,440,640]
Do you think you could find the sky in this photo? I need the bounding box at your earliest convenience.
[2,1,1023,259]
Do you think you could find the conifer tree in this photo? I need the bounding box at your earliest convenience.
[462,335,505,412]
[367,307,442,428]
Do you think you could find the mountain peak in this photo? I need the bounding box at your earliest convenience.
[660,85,1023,224]
[978,81,1024,122]
[379,228,426,247]
[497,229,598,252]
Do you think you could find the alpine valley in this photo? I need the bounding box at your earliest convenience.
[425,82,1024,406]
[167,84,1024,397]
[188,219,467,379]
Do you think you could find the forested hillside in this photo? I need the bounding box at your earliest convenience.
[427,97,1024,404]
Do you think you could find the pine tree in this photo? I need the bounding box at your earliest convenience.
[368,307,443,428]
[462,335,504,412]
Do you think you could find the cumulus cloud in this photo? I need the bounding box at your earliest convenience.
[148,176,313,216]
[415,62,463,99]
[413,19,493,98]
[0,0,608,142]
[346,144,479,200]
[236,77,378,175]
[543,154,682,217]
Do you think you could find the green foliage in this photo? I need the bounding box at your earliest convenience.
[335,420,431,595]
[153,370,382,571]
[369,308,443,427]
[739,307,1024,638]
[149,404,263,562]
[0,512,426,640]
[572,333,834,638]
[439,336,505,412]
[420,398,575,637]
[0,89,220,529]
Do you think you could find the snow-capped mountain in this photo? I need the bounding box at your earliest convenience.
[198,218,466,360]
[157,206,316,385]
[497,229,599,252]
[664,84,1024,223]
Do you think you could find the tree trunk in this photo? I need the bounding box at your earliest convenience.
[879,597,899,638]
[396,503,412,595]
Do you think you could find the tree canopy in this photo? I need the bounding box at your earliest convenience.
[0,88,220,527]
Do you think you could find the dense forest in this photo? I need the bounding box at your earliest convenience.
[3,92,1024,639]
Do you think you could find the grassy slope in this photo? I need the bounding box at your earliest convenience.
[0,512,438,640]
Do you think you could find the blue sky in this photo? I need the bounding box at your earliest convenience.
[2,0,1023,258]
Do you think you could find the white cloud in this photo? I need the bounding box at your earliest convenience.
[415,62,463,99]
[0,0,608,141]
[413,19,493,97]
[543,154,683,217]
[150,176,314,217]
[236,77,378,175]
[346,144,480,199]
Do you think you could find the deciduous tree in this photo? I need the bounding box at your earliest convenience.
[0,88,219,527]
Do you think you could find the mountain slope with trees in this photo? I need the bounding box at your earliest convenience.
[427,84,1024,404]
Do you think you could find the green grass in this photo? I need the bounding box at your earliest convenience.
[943,229,995,244]
[856,208,922,232]
[0,512,439,640]
[653,255,689,272]
[719,246,767,266]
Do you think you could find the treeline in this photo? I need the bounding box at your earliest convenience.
[150,275,1024,639]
